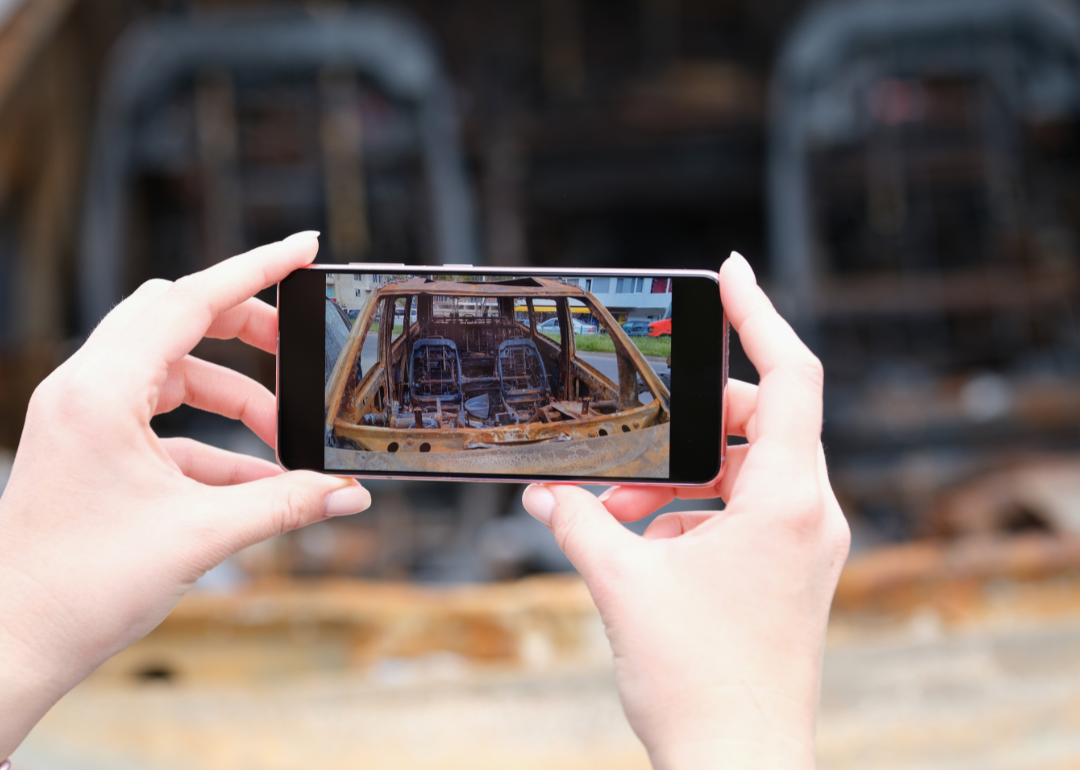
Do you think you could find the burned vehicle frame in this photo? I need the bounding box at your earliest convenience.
[325,277,671,478]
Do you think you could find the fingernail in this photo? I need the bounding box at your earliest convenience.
[323,482,370,517]
[727,251,756,283]
[598,485,620,503]
[522,484,556,526]
[285,230,321,241]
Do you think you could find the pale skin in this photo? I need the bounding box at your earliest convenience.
[0,241,848,768]
[521,254,849,769]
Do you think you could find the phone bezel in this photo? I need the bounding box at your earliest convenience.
[278,264,727,486]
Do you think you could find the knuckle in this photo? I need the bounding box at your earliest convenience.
[271,485,311,535]
[135,278,172,296]
[827,510,852,565]
[552,505,585,556]
[795,353,825,390]
[834,521,852,561]
[778,484,827,536]
[25,374,59,421]
[169,273,201,300]
[30,365,89,422]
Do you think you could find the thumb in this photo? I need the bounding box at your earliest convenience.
[523,484,636,575]
[202,471,371,553]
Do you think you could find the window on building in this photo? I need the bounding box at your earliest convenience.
[651,278,670,294]
[592,277,610,294]
[616,278,633,293]
[585,278,592,292]
[635,277,644,292]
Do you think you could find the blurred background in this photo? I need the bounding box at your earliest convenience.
[3,0,1080,767]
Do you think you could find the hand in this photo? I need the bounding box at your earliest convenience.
[0,234,371,757]
[522,253,849,769]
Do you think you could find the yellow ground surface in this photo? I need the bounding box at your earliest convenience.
[17,565,1080,770]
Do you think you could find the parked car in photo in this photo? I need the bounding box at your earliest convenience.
[648,303,671,337]
[538,317,598,335]
[620,319,651,337]
[648,318,670,337]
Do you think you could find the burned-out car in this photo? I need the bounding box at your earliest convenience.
[325,276,670,477]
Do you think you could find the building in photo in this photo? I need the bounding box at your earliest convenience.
[566,277,672,323]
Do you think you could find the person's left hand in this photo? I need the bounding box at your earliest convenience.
[0,233,371,756]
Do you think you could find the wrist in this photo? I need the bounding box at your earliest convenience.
[0,563,93,758]
[0,627,67,758]
[649,736,815,770]
[638,679,819,770]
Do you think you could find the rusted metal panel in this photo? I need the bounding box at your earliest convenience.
[325,289,379,430]
[326,421,669,477]
[336,400,663,450]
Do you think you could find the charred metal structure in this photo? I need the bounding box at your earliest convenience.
[325,276,670,477]
[78,7,476,332]
[771,0,1080,537]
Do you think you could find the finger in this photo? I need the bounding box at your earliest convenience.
[156,355,276,447]
[726,379,758,439]
[720,253,823,458]
[161,437,282,486]
[205,297,278,355]
[130,232,319,366]
[522,484,637,574]
[642,511,720,539]
[599,442,750,517]
[198,472,371,553]
[594,378,758,521]
[714,442,749,501]
[597,485,676,522]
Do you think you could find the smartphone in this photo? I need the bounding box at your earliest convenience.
[277,265,727,486]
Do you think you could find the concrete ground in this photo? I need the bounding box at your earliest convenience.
[16,570,1080,770]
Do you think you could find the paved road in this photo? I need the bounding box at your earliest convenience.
[578,352,669,384]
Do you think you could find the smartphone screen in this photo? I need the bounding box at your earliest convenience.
[278,267,726,485]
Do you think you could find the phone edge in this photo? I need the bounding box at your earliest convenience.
[277,265,726,488]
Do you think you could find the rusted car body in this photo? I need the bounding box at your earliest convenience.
[325,277,670,477]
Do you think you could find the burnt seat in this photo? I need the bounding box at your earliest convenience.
[409,339,463,405]
[496,339,549,411]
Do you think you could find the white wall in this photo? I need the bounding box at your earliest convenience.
[565,277,672,320]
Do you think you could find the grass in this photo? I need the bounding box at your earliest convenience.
[367,321,403,335]
[543,331,671,359]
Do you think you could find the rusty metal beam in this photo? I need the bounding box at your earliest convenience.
[579,289,670,411]
[383,276,583,297]
[327,421,670,478]
[335,399,663,451]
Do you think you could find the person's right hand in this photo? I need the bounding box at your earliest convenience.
[522,253,849,769]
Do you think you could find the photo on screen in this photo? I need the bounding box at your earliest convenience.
[323,273,671,478]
